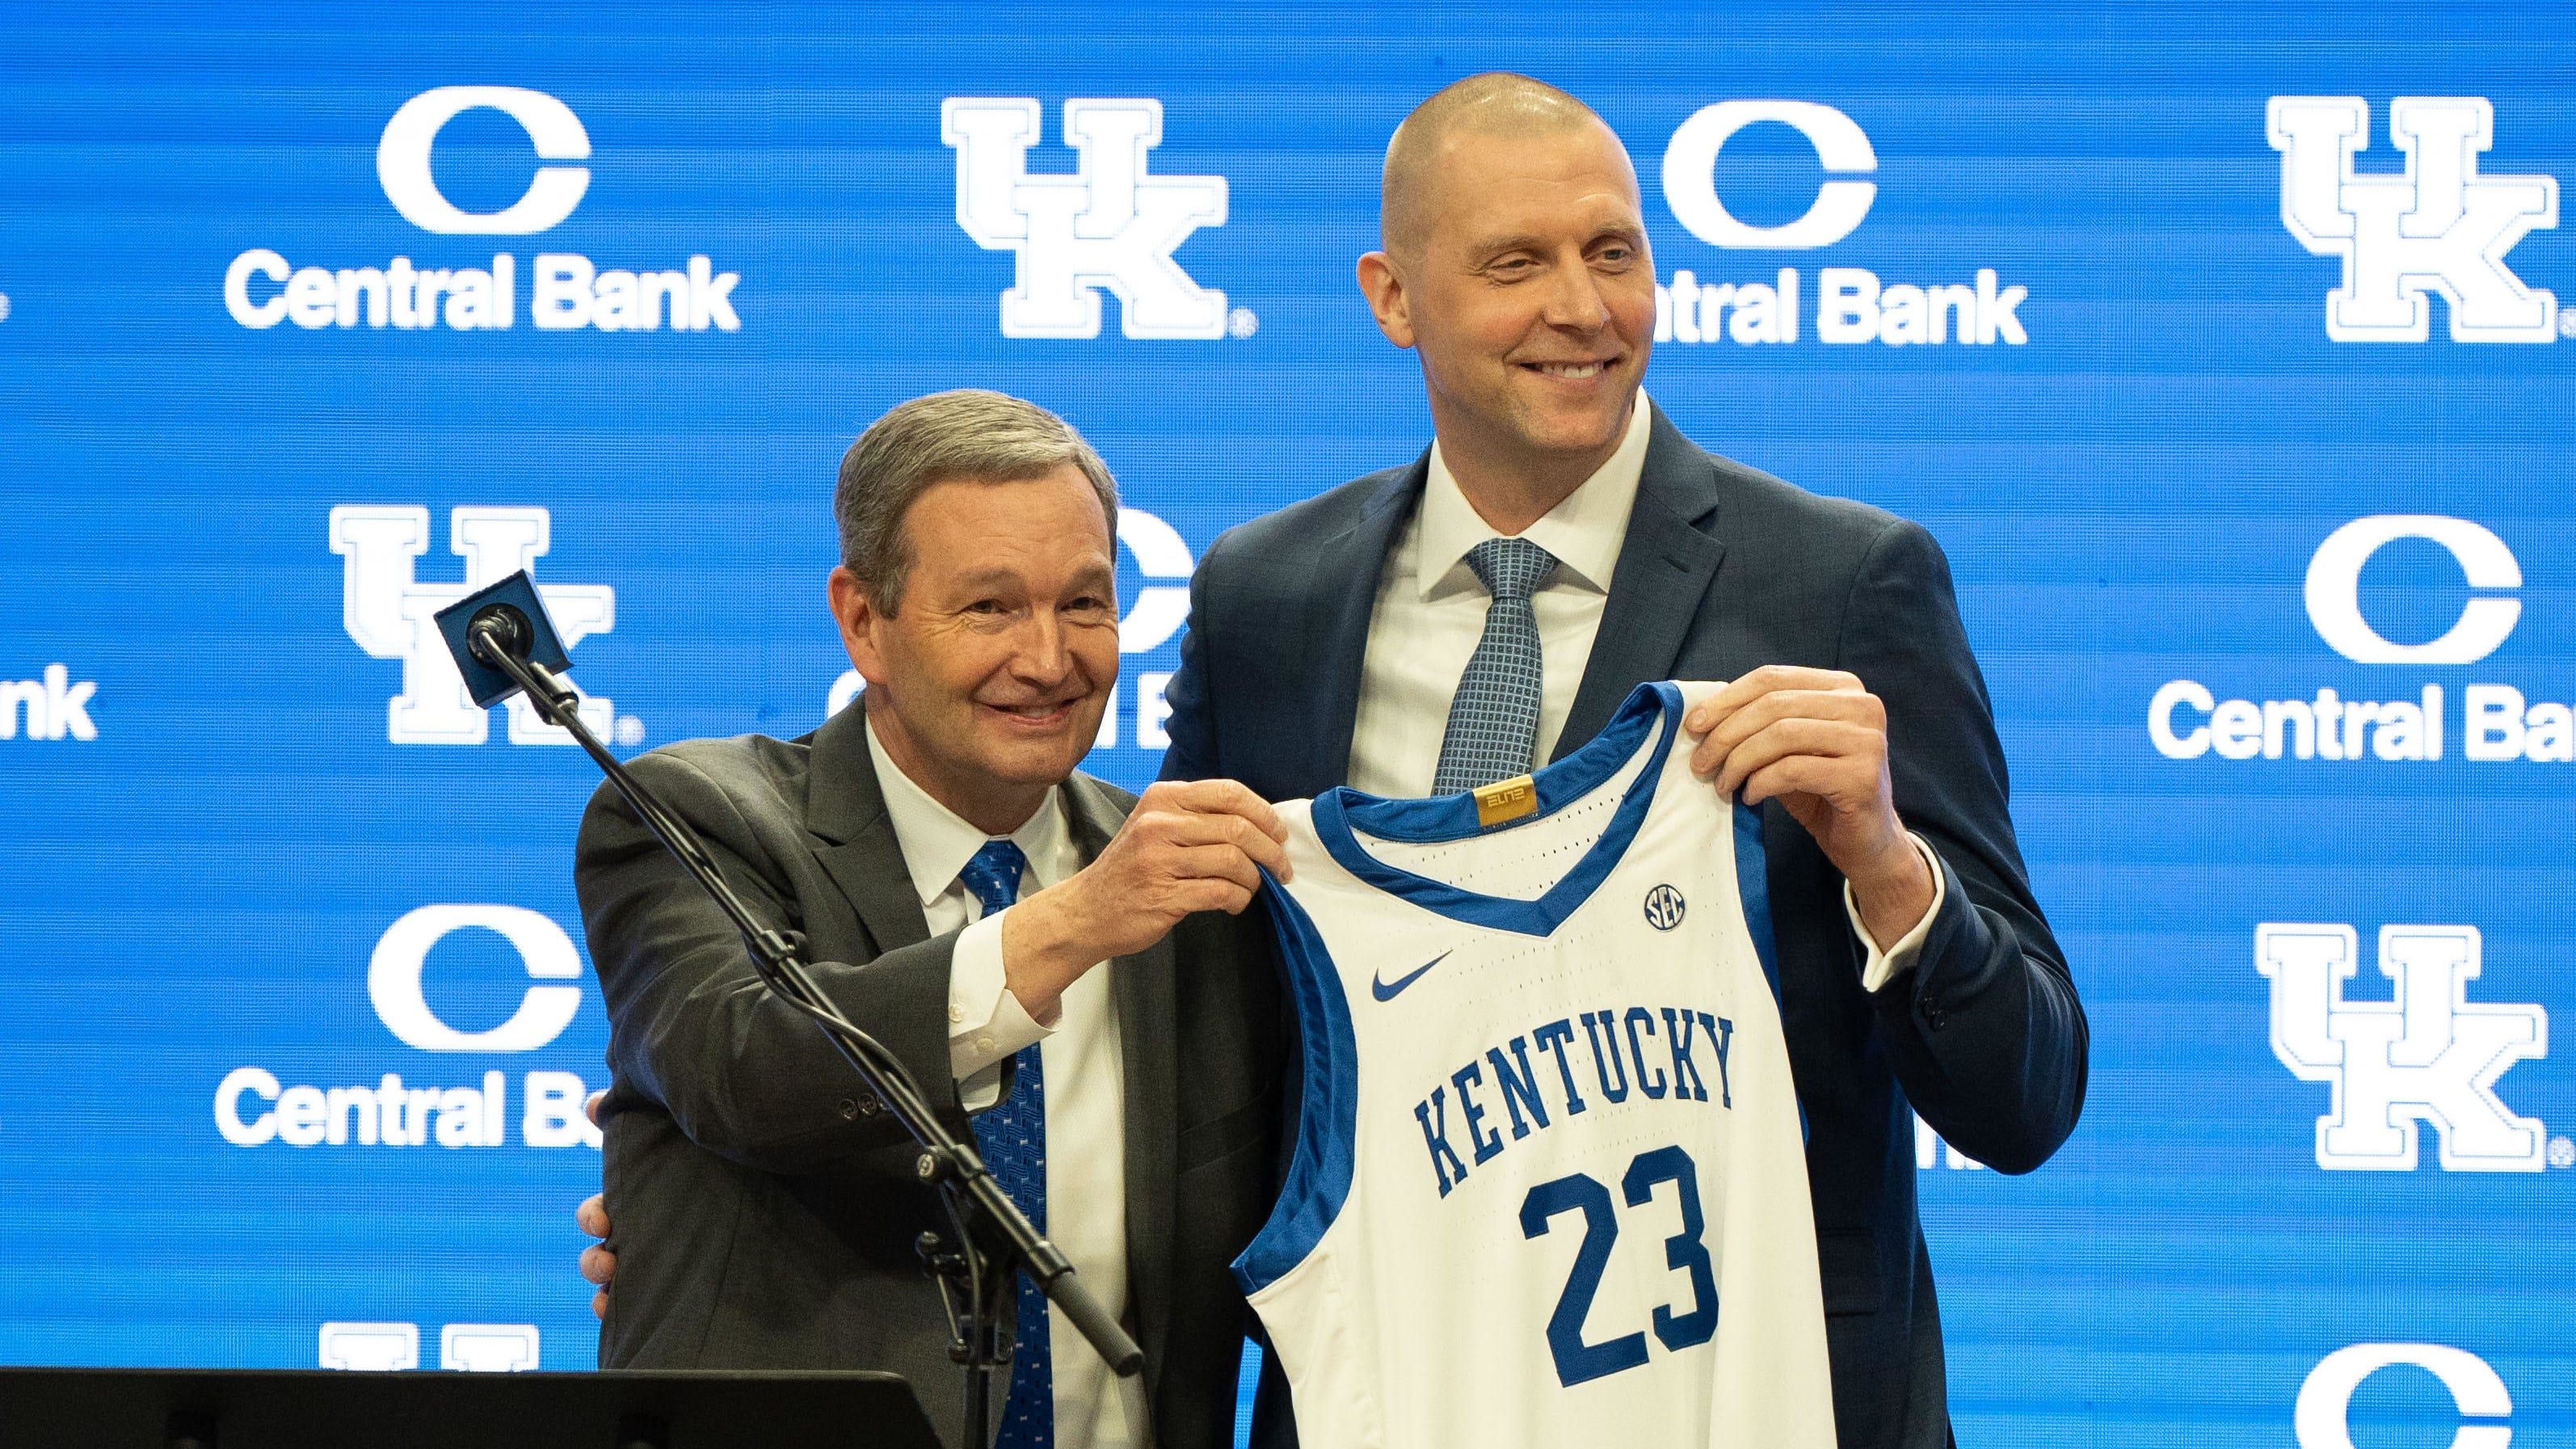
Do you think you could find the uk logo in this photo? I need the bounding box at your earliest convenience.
[2258,923,2549,1171]
[328,505,617,745]
[2267,96,2559,342]
[941,98,1230,339]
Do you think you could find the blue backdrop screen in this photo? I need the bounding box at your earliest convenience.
[2,3,2569,1443]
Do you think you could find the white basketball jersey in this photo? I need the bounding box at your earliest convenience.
[1234,681,1835,1449]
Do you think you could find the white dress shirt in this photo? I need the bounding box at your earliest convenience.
[1343,393,1942,989]
[862,718,1149,1449]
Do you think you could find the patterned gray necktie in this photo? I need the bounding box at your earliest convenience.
[1432,537,1560,795]
[958,839,1053,1449]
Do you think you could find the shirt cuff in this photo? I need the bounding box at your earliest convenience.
[1845,832,1946,995]
[949,907,1054,1109]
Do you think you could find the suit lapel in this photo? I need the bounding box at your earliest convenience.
[803,701,932,954]
[1556,404,1728,759]
[1300,457,1429,797]
[1057,774,1180,1388]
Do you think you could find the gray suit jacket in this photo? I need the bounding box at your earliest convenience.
[1160,402,2088,1449]
[577,701,1287,1449]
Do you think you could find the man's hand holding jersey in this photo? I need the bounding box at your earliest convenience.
[1000,778,1290,1021]
[1682,666,1937,952]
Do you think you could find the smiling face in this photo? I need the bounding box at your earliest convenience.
[831,465,1118,833]
[1363,114,1656,504]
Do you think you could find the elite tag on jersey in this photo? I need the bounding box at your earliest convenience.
[1237,681,1836,1448]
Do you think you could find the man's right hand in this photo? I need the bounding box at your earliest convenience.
[577,1194,615,1321]
[579,1089,614,1321]
[1001,778,1290,1020]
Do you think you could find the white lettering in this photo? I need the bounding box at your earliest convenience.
[0,665,96,742]
[286,267,337,329]
[827,669,865,718]
[217,1067,519,1149]
[1975,267,2027,344]
[2149,680,2214,758]
[524,1071,603,1148]
[215,1066,282,1146]
[276,1085,328,1148]
[1819,267,1879,343]
[1812,266,2027,346]
[1139,672,1176,750]
[2525,701,2574,761]
[532,254,594,330]
[2465,684,2526,760]
[225,249,290,327]
[2211,698,2264,759]
[687,255,741,331]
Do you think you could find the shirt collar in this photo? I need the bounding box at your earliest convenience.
[863,706,1065,907]
[1415,390,1653,601]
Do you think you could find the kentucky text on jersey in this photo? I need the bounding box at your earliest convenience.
[1416,1006,1736,1196]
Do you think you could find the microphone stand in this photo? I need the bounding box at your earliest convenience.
[463,613,1141,1446]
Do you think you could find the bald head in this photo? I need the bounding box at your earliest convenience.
[1380,74,1623,264]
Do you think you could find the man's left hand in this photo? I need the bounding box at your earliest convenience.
[1684,666,1934,948]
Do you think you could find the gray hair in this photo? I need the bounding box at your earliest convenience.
[835,390,1118,613]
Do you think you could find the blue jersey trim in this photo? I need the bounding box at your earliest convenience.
[1732,799,1781,1015]
[1231,875,1360,1297]
[1307,682,1683,937]
[1730,799,1804,1141]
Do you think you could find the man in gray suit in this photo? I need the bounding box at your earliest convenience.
[576,389,1292,1449]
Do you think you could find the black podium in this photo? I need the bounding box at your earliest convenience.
[0,1367,938,1448]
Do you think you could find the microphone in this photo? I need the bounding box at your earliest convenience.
[433,571,575,709]
[466,602,527,665]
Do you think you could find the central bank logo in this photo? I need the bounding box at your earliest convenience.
[2296,1344,2512,1449]
[369,904,583,1053]
[2148,514,2575,765]
[2258,923,2549,1171]
[328,505,621,745]
[228,86,740,333]
[1662,100,1877,250]
[377,86,591,235]
[214,904,600,1152]
[1652,100,2025,348]
[941,98,1232,339]
[2305,515,2521,665]
[2268,95,2560,342]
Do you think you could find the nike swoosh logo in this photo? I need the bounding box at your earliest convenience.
[1371,951,1450,1002]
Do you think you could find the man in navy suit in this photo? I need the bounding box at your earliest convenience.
[1156,74,2086,1448]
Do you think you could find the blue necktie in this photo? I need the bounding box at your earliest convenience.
[958,839,1052,1449]
[1433,537,1560,795]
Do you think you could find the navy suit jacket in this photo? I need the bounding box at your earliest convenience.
[1157,402,2087,1449]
